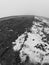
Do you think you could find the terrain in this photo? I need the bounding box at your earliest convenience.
[0,15,49,65]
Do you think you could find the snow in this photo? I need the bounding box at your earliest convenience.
[12,17,49,64]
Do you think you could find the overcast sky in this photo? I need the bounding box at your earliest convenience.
[0,0,49,18]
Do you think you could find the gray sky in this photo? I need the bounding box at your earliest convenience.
[0,0,49,18]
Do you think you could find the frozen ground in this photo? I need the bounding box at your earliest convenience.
[0,15,49,65]
[12,16,49,65]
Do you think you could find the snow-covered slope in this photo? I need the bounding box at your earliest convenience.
[12,16,49,65]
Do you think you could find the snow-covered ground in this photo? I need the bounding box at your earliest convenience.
[12,16,49,65]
